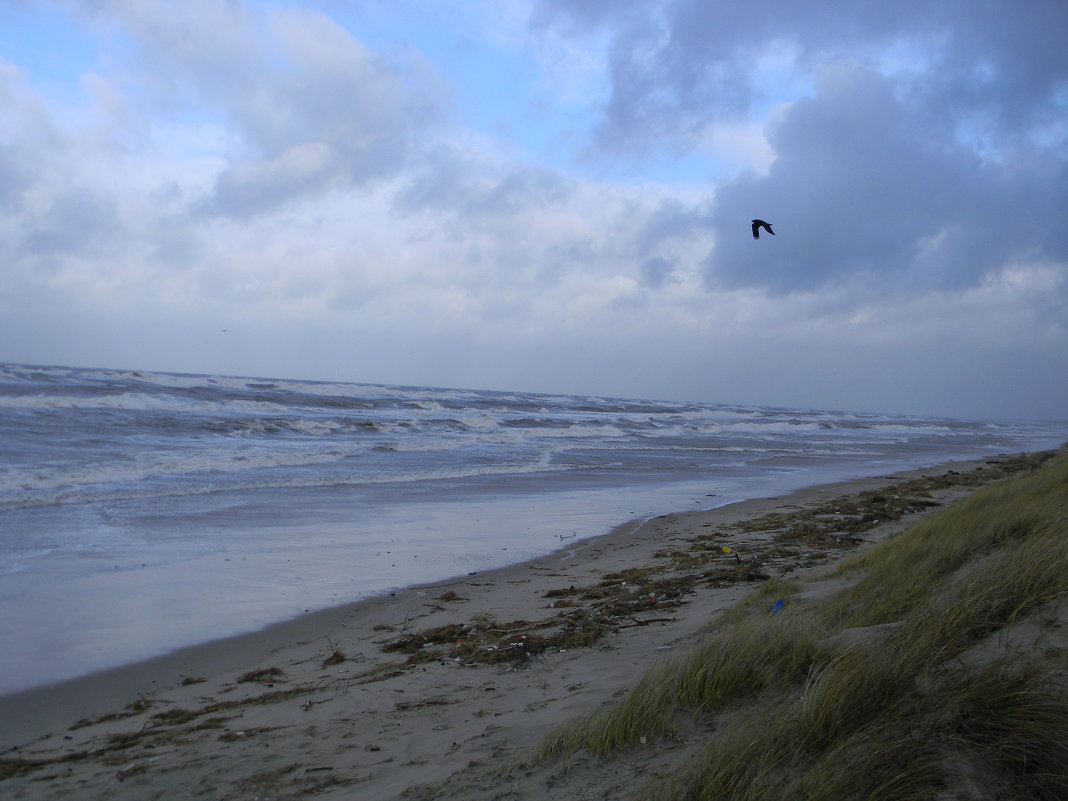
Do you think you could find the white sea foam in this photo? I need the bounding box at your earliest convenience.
[0,391,289,414]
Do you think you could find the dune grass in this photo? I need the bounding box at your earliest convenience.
[534,449,1068,800]
[821,450,1067,630]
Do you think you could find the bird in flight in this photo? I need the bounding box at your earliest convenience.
[751,219,774,239]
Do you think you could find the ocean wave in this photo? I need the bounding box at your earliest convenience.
[0,445,362,499]
[3,362,1065,517]
[212,417,387,437]
[483,422,628,440]
[0,391,289,415]
[0,448,575,510]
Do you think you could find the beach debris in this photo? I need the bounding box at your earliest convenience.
[717,546,742,564]
[370,457,1058,672]
[2,685,322,782]
[219,725,285,740]
[69,698,154,730]
[117,758,158,781]
[384,563,705,666]
[239,667,286,685]
[395,697,453,712]
[771,600,786,615]
[322,649,346,667]
[620,616,676,628]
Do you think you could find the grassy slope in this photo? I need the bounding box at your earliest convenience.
[536,450,1068,801]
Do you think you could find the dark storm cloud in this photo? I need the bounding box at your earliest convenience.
[706,64,1068,293]
[532,0,1068,295]
[533,0,1068,155]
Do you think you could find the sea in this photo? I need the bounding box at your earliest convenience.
[1,362,1065,696]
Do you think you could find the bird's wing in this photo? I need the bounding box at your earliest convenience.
[751,220,760,239]
[765,223,774,235]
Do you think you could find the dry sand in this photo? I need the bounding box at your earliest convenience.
[0,457,1015,800]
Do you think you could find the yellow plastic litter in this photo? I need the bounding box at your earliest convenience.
[721,546,732,554]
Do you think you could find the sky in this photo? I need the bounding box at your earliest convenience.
[1,0,1066,421]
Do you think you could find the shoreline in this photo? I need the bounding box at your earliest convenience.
[0,452,1049,799]
[1,455,980,699]
[0,457,984,713]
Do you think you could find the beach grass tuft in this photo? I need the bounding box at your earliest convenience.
[534,449,1068,799]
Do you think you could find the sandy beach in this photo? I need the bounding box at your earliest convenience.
[0,454,1049,800]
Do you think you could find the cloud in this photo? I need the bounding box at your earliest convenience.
[396,140,572,221]
[528,0,1068,296]
[0,63,39,210]
[703,62,1068,294]
[0,57,131,288]
[532,0,1068,156]
[24,187,121,258]
[207,141,341,217]
[70,0,447,217]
